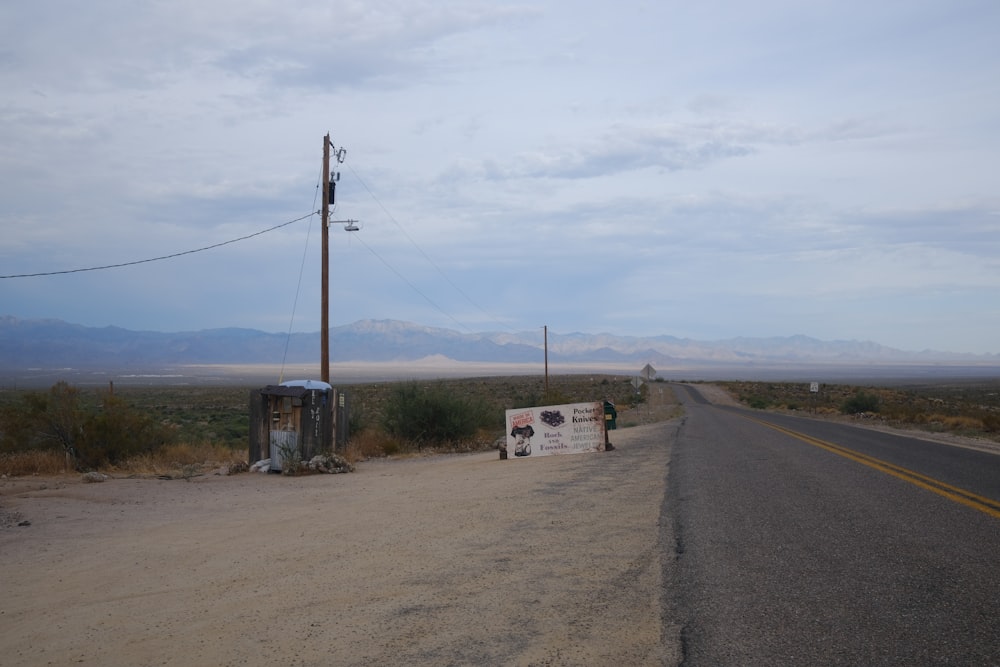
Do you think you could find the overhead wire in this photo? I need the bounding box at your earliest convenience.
[346,161,519,334]
[2,153,523,340]
[0,212,317,279]
[347,231,478,334]
[278,166,326,383]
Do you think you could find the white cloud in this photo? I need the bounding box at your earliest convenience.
[1,0,999,354]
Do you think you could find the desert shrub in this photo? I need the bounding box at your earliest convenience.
[631,388,649,407]
[116,386,249,449]
[199,412,249,447]
[77,393,176,468]
[511,388,543,409]
[841,391,880,415]
[381,381,493,448]
[0,383,176,470]
[0,382,85,455]
[347,402,368,434]
[541,388,570,406]
[982,413,1000,433]
[744,395,770,409]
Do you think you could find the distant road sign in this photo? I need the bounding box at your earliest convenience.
[810,382,820,393]
[641,364,656,381]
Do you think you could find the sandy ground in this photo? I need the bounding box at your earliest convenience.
[0,390,683,667]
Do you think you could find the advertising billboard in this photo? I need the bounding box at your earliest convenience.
[504,401,605,459]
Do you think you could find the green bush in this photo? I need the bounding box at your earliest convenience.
[841,391,880,415]
[0,382,175,469]
[511,391,542,409]
[980,412,1000,433]
[0,381,84,454]
[347,402,368,435]
[79,394,175,468]
[381,381,492,448]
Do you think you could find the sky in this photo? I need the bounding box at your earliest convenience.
[1,1,999,355]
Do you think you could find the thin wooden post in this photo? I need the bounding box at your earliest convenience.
[544,325,549,395]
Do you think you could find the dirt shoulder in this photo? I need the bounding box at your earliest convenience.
[0,414,682,666]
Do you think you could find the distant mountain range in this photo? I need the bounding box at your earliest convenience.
[1,315,996,370]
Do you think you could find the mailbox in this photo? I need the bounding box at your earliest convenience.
[603,400,617,430]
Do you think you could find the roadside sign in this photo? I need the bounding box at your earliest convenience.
[504,401,606,459]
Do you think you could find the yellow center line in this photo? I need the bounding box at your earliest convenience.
[744,415,1000,520]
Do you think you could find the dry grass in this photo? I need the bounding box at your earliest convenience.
[717,380,1000,442]
[111,442,246,477]
[0,450,70,477]
[0,442,246,478]
[915,413,985,432]
[343,428,401,461]
[342,426,517,462]
[617,382,682,426]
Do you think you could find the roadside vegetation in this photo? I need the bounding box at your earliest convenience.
[341,374,646,459]
[0,374,646,476]
[12,373,995,479]
[719,380,1000,441]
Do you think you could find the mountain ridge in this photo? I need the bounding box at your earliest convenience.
[0,315,996,369]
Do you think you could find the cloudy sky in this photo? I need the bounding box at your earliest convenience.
[2,1,998,355]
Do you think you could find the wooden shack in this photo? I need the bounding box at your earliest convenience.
[249,380,334,472]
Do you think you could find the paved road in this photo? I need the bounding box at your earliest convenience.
[664,384,1000,666]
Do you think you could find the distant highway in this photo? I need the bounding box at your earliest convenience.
[665,384,1000,666]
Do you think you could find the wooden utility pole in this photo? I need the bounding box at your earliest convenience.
[544,325,549,395]
[321,134,331,383]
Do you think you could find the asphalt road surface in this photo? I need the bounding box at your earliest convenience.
[664,384,1000,666]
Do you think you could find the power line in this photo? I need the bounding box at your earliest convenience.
[349,231,478,334]
[0,212,317,279]
[279,171,326,383]
[346,162,518,333]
